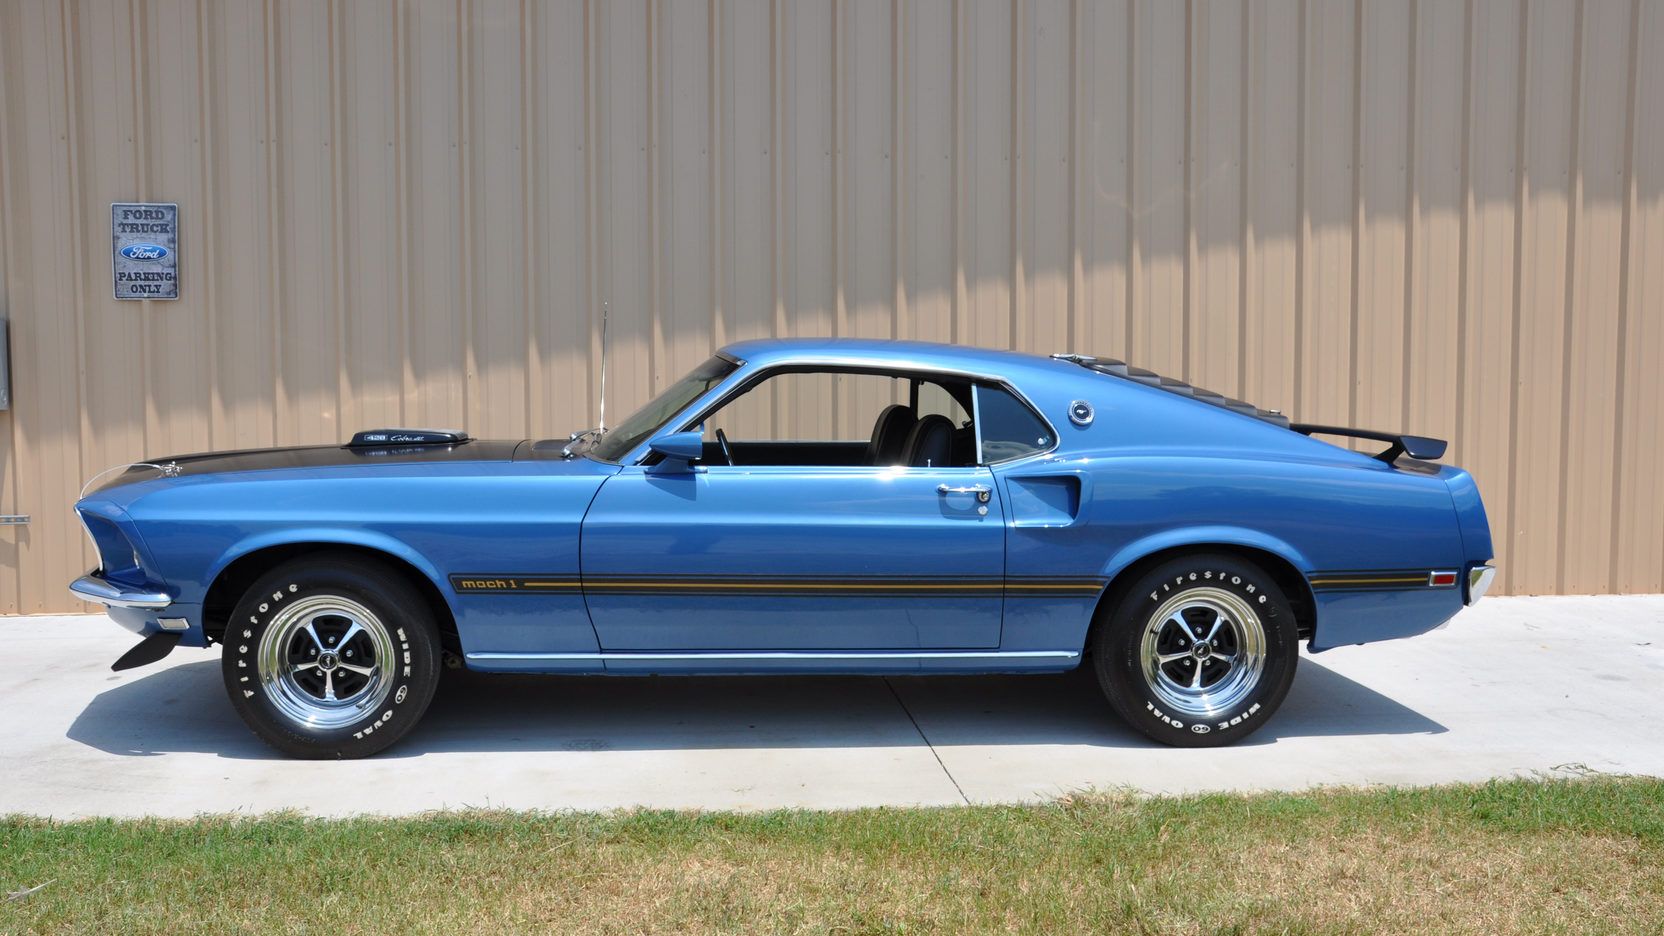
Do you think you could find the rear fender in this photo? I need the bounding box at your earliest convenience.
[1098,526,1311,583]
[1439,466,1495,566]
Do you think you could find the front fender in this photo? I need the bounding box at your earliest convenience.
[204,527,457,618]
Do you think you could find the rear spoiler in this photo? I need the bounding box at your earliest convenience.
[1291,424,1447,464]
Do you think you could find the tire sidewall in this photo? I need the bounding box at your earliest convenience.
[1094,555,1299,746]
[222,559,439,759]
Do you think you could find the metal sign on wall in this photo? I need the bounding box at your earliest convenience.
[111,202,179,300]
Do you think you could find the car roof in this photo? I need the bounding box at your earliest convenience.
[718,338,1302,430]
[719,337,1060,378]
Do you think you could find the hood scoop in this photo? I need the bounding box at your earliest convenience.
[347,428,471,448]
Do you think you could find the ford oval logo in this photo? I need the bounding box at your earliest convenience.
[119,243,170,262]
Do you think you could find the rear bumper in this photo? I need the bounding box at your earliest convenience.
[1467,564,1497,605]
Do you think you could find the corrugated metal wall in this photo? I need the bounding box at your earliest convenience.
[1,0,1661,613]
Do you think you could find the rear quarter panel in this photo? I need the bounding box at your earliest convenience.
[1001,363,1472,652]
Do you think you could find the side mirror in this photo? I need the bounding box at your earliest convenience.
[647,429,704,469]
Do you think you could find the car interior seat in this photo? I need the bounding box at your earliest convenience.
[864,404,916,466]
[903,414,956,467]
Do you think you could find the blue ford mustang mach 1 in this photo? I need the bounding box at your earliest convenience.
[72,339,1495,757]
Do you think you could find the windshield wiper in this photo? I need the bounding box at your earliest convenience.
[560,427,607,458]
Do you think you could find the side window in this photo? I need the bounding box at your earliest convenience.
[706,371,905,442]
[692,368,980,468]
[914,380,971,428]
[975,384,1052,463]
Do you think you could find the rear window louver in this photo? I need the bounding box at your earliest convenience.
[1051,354,1291,429]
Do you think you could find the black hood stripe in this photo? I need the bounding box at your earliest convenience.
[87,439,526,494]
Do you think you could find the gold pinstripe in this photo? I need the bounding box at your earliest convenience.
[1308,576,1429,586]
[458,578,1102,593]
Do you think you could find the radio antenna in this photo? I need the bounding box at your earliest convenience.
[598,300,609,431]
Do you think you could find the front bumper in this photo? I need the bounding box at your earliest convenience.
[72,568,204,648]
[71,570,194,669]
[69,571,173,610]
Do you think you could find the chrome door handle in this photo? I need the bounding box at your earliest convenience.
[936,483,992,503]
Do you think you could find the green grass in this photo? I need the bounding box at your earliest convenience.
[3,777,1661,934]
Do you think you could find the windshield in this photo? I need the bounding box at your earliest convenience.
[587,355,739,463]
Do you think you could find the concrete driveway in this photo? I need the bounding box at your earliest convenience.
[1,595,1660,818]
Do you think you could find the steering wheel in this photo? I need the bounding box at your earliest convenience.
[714,427,735,466]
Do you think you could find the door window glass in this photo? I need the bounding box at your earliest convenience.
[707,371,906,442]
[695,369,976,467]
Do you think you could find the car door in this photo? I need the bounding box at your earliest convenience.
[580,464,1005,652]
[578,369,1007,654]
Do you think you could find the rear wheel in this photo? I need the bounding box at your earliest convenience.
[1092,554,1299,747]
[221,554,441,758]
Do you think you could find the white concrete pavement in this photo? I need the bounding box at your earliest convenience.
[1,595,1660,818]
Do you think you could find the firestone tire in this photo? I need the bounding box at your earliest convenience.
[221,554,441,759]
[1092,554,1299,748]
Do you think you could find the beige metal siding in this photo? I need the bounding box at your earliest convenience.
[1,0,1661,613]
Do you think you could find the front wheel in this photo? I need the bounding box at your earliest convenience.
[1092,554,1299,747]
[222,554,441,758]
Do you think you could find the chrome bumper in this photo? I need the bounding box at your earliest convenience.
[1466,565,1497,606]
[69,572,172,610]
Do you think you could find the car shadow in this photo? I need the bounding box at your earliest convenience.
[66,653,1445,759]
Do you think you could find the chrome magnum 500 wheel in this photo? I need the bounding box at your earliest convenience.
[258,595,399,731]
[1093,554,1298,747]
[223,554,440,758]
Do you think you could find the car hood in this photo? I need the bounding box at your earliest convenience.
[84,438,530,496]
